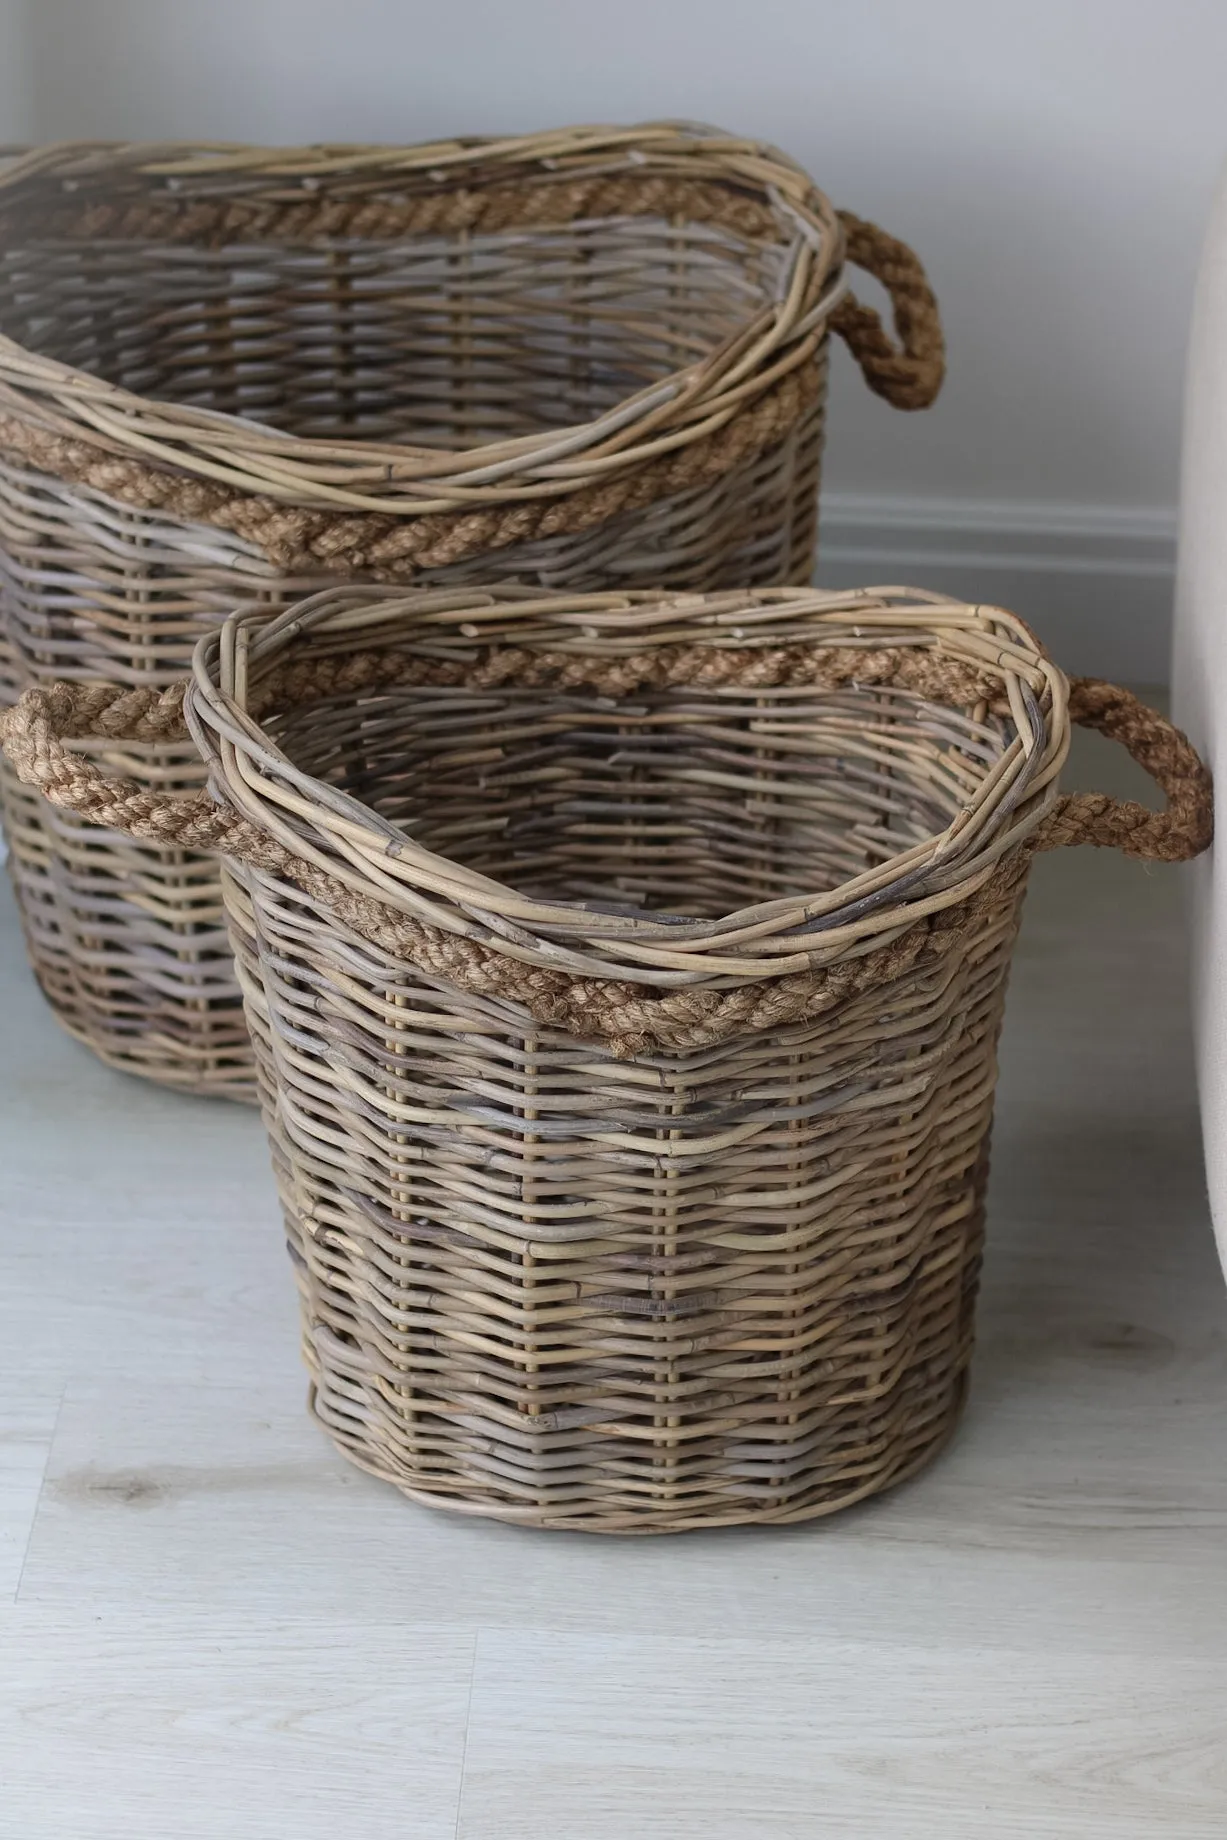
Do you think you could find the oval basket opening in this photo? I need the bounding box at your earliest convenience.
[266,676,1011,922]
[0,181,794,449]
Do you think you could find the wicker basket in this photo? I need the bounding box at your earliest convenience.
[0,585,1210,1533]
[0,128,944,1099]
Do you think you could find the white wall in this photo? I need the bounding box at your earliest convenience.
[14,0,1227,675]
[0,0,31,143]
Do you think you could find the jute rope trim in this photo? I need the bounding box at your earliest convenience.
[0,173,783,253]
[1037,678,1214,862]
[0,361,825,579]
[251,638,1005,712]
[829,214,945,413]
[0,172,942,418]
[0,668,1210,1055]
[0,129,944,574]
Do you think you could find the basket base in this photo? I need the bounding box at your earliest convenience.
[1,758,258,1103]
[304,1371,971,1537]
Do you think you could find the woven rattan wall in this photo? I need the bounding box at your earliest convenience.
[183,585,1103,1530]
[0,585,1210,1531]
[0,129,943,1098]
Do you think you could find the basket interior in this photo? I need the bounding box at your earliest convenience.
[267,677,1007,919]
[0,202,786,447]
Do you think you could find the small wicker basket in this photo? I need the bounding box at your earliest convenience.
[8,584,1203,1534]
[0,127,944,1099]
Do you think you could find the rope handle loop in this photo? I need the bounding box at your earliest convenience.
[830,210,946,411]
[0,673,1211,1057]
[0,681,252,856]
[0,676,1212,868]
[1039,679,1213,861]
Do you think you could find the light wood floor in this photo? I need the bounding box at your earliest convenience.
[1,722,1226,1838]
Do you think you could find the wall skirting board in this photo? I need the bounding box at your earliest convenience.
[817,496,1177,683]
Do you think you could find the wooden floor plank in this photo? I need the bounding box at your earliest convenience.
[1,715,1225,1831]
[0,1606,475,1840]
[457,1626,1227,1840]
[0,1383,61,1602]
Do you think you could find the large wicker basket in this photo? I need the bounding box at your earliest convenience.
[0,585,1210,1533]
[0,128,944,1099]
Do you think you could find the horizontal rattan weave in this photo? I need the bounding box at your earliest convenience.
[0,584,1211,1532]
[0,127,943,1097]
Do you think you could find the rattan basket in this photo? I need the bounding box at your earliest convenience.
[0,585,1210,1533]
[0,127,944,1099]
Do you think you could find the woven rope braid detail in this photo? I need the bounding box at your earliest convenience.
[0,174,782,252]
[0,661,1210,1054]
[0,183,941,413]
[830,212,946,411]
[0,161,942,568]
[0,136,945,1104]
[254,639,1003,713]
[0,360,824,578]
[0,676,1027,1056]
[1038,679,1214,861]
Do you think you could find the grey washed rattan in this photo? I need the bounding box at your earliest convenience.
[0,128,943,1099]
[0,584,1209,1532]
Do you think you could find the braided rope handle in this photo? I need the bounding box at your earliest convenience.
[0,682,254,855]
[0,676,1211,869]
[1038,679,1213,860]
[830,211,946,411]
[0,675,1211,1055]
[0,678,1015,1057]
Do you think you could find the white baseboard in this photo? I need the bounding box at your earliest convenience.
[816,494,1177,683]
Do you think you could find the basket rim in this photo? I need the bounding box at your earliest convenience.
[0,123,842,514]
[185,583,1071,987]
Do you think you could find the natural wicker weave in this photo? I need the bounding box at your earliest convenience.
[0,128,944,1098]
[0,585,1210,1533]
